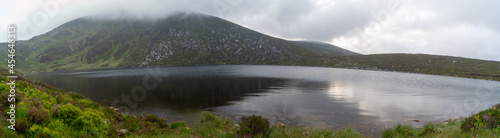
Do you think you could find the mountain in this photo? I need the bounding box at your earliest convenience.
[1,12,499,81]
[0,13,358,73]
[348,54,500,81]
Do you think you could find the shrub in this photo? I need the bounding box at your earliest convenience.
[395,124,415,136]
[52,105,60,115]
[27,124,47,137]
[382,124,416,137]
[461,105,500,132]
[0,126,18,138]
[118,114,171,136]
[201,112,217,123]
[146,115,168,128]
[14,81,32,92]
[113,112,124,122]
[108,125,119,138]
[56,95,63,104]
[238,115,270,135]
[192,112,237,137]
[74,108,108,136]
[26,106,51,124]
[30,98,41,108]
[0,90,9,108]
[170,121,188,129]
[47,119,67,132]
[0,82,5,91]
[419,123,441,136]
[55,104,81,125]
[0,88,22,108]
[69,92,85,100]
[27,124,62,138]
[25,89,56,110]
[75,99,100,109]
[122,115,140,133]
[137,121,158,135]
[15,102,27,118]
[101,107,117,118]
[14,118,30,133]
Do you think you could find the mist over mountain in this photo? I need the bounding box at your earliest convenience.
[1,12,360,73]
[1,12,499,81]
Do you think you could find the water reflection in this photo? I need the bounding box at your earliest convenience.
[327,82,355,102]
[213,80,384,135]
[28,71,289,109]
[26,65,500,136]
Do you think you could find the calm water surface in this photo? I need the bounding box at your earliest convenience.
[26,65,500,135]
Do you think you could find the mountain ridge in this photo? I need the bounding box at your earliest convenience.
[1,12,500,81]
[1,12,359,73]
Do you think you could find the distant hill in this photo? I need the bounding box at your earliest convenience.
[348,54,500,81]
[0,12,358,73]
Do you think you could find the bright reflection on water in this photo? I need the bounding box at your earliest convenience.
[26,65,500,136]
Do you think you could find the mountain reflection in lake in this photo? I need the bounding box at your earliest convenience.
[27,65,500,136]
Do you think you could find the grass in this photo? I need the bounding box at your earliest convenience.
[0,69,169,137]
[382,120,500,138]
[2,13,500,82]
[348,54,500,81]
[140,112,365,138]
[382,104,500,138]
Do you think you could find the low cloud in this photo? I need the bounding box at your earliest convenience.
[0,0,499,61]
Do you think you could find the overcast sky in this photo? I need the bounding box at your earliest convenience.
[1,0,499,61]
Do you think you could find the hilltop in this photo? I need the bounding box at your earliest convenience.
[0,13,358,73]
[0,12,499,81]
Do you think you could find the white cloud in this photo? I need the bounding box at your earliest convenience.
[0,0,499,61]
[331,0,500,61]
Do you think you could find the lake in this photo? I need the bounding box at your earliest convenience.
[26,65,500,135]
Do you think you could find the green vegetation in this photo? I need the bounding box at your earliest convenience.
[147,112,365,138]
[169,121,187,129]
[238,115,270,135]
[349,54,500,81]
[0,69,169,137]
[461,104,500,132]
[0,13,358,73]
[0,13,499,138]
[1,13,499,82]
[382,104,500,138]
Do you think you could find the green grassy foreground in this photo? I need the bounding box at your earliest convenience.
[0,69,499,137]
[382,104,500,137]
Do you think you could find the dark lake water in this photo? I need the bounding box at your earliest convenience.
[26,65,500,136]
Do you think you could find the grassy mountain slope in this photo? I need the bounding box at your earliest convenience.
[289,41,359,57]
[349,54,500,81]
[1,12,499,81]
[0,13,358,73]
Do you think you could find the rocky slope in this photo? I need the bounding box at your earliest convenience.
[0,13,358,73]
